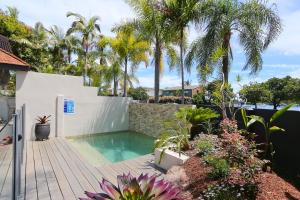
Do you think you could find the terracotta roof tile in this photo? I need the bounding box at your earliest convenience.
[0,48,30,67]
[0,34,30,70]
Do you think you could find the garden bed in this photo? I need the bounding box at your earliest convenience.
[179,155,300,199]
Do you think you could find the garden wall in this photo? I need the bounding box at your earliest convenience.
[235,108,300,176]
[129,103,193,137]
[16,71,131,140]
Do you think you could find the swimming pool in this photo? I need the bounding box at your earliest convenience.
[68,131,155,166]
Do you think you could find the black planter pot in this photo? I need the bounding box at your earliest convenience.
[35,123,50,141]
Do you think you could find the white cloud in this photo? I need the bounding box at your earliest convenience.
[0,0,134,36]
[137,75,182,89]
[269,10,300,55]
[263,64,300,69]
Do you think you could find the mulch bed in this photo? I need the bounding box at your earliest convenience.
[256,172,300,200]
[180,155,300,200]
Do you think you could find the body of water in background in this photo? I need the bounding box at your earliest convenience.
[238,103,300,111]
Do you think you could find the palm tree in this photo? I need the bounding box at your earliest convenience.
[99,29,149,97]
[186,0,281,84]
[186,0,281,118]
[6,6,19,19]
[47,25,66,71]
[124,0,179,102]
[159,0,201,104]
[64,35,80,64]
[66,12,101,85]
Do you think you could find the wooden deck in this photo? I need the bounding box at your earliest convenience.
[0,138,165,200]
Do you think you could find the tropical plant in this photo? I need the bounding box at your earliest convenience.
[99,28,149,96]
[155,111,191,152]
[124,0,179,103]
[186,0,282,84]
[47,25,67,71]
[128,87,149,101]
[79,173,181,200]
[242,103,295,160]
[204,155,230,179]
[5,6,19,19]
[197,138,215,156]
[176,107,219,126]
[66,12,101,85]
[36,115,51,124]
[159,0,201,104]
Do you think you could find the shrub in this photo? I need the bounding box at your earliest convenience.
[220,118,238,134]
[149,96,192,104]
[197,138,214,155]
[128,87,149,101]
[203,183,258,200]
[176,107,219,126]
[204,155,230,179]
[80,173,181,200]
[221,131,262,182]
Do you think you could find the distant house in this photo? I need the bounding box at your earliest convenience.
[162,85,203,97]
[143,87,163,97]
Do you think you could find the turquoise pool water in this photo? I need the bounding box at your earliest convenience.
[68,131,155,165]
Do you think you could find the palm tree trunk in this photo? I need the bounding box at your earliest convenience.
[220,31,231,119]
[123,57,128,97]
[154,37,162,103]
[113,75,117,96]
[180,28,185,104]
[222,32,231,84]
[67,49,72,64]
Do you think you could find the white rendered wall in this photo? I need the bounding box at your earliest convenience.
[16,71,130,140]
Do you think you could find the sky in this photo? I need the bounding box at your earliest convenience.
[1,0,300,91]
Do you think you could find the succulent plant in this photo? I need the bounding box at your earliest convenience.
[80,173,182,200]
[36,115,51,124]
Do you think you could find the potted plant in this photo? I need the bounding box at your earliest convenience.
[154,112,191,170]
[35,115,51,141]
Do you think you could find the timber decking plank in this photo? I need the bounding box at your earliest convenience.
[25,141,38,200]
[47,139,83,198]
[61,139,106,183]
[56,139,99,192]
[32,142,51,200]
[19,140,27,200]
[0,146,11,195]
[0,157,12,200]
[43,140,76,199]
[0,146,8,166]
[38,141,63,200]
[52,139,95,192]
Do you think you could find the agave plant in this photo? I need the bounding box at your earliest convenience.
[36,115,51,124]
[80,173,181,200]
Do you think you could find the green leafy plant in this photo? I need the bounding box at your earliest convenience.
[197,138,214,156]
[203,183,258,200]
[241,103,295,160]
[80,173,181,200]
[128,87,149,101]
[204,155,230,179]
[176,107,219,126]
[155,112,191,153]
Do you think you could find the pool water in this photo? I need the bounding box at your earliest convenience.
[68,131,155,166]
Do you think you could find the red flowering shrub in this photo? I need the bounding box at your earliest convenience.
[220,118,238,134]
[220,119,262,183]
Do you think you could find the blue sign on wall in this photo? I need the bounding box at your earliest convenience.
[64,99,75,114]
